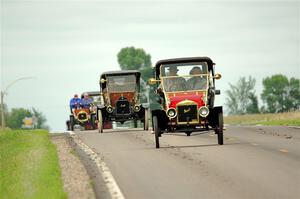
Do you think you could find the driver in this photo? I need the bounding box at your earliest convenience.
[163,66,186,91]
[187,66,207,90]
[80,93,93,109]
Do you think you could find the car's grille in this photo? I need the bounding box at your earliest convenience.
[116,100,130,114]
[78,113,87,120]
[177,104,198,123]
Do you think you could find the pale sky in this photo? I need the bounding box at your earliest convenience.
[1,0,299,131]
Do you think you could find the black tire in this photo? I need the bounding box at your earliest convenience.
[133,120,138,128]
[143,108,149,131]
[186,132,191,136]
[153,116,160,148]
[91,114,96,130]
[217,112,224,145]
[70,116,74,131]
[98,110,103,133]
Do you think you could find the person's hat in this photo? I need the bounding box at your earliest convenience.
[190,66,202,75]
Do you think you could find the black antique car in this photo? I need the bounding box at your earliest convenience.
[97,70,149,133]
[148,57,223,148]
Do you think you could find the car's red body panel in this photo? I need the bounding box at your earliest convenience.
[166,91,206,109]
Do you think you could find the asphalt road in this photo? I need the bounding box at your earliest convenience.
[77,125,300,199]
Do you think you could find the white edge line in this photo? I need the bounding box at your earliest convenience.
[68,131,125,199]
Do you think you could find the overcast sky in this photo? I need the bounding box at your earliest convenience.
[1,0,299,131]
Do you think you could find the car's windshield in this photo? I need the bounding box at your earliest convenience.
[107,75,136,92]
[160,62,209,92]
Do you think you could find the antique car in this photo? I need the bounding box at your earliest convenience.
[97,70,149,133]
[148,57,223,148]
[68,91,98,131]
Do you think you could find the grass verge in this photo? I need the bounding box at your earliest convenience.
[0,129,66,199]
[224,111,300,126]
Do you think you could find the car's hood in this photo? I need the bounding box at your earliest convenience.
[168,94,205,109]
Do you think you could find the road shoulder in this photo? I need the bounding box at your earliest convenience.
[51,134,96,199]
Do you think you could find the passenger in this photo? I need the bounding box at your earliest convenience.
[69,94,81,114]
[187,66,207,90]
[163,66,186,92]
[80,93,93,109]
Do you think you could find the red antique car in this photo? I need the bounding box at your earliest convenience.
[148,57,223,148]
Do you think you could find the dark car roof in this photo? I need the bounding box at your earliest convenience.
[82,91,100,96]
[155,57,214,67]
[100,70,141,79]
[154,57,215,77]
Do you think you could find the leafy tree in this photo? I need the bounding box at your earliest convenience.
[289,77,300,110]
[225,76,259,115]
[32,108,48,129]
[7,108,32,129]
[117,47,152,71]
[261,74,300,113]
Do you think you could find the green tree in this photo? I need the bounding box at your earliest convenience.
[7,108,32,129]
[261,74,300,113]
[32,108,48,129]
[289,77,300,110]
[117,47,152,71]
[225,76,259,115]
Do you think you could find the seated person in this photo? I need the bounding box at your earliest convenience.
[163,66,187,92]
[187,66,207,90]
[80,93,93,109]
[69,94,81,114]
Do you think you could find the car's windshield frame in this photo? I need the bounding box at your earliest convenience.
[159,62,210,93]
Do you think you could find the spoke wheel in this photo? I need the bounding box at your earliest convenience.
[143,108,149,131]
[98,110,103,133]
[70,116,74,131]
[153,116,160,148]
[217,112,224,145]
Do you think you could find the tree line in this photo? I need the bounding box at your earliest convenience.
[226,75,300,115]
[0,105,48,129]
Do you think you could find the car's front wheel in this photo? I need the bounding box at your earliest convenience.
[143,108,149,131]
[98,110,103,133]
[70,115,74,131]
[91,114,96,130]
[153,116,160,148]
[216,112,224,145]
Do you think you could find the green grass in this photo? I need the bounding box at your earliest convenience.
[0,129,67,199]
[224,111,300,126]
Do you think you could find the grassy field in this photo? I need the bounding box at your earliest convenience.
[224,111,300,126]
[0,129,66,199]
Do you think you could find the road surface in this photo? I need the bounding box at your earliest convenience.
[77,125,300,199]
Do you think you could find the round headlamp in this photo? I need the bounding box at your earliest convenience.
[106,105,114,113]
[134,104,141,112]
[167,108,177,118]
[199,106,209,117]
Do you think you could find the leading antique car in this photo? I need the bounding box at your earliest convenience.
[97,70,149,133]
[148,57,223,148]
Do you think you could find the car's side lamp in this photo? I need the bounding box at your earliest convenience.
[214,74,222,80]
[215,90,221,95]
[100,78,106,84]
[148,78,160,85]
